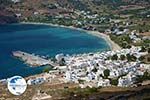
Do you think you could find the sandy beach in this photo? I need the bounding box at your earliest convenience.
[21,22,121,51]
[88,31,122,51]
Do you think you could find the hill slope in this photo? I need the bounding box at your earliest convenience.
[0,0,149,24]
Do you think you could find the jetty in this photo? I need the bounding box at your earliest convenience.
[12,51,57,67]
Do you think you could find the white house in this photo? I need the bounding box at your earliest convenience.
[109,69,120,78]
[65,71,72,82]
[118,73,136,87]
[97,78,110,87]
[11,0,21,3]
[27,77,45,85]
[87,72,96,81]
[55,53,64,62]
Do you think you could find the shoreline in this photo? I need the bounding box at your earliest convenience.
[21,22,121,51]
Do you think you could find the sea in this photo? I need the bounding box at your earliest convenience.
[0,24,110,79]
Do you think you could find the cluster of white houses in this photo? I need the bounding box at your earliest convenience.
[53,46,149,87]
[0,47,149,88]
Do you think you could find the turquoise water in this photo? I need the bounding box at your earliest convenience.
[0,24,110,79]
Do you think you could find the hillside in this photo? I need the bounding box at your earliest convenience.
[0,0,150,24]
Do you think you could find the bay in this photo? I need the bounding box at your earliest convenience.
[0,24,110,79]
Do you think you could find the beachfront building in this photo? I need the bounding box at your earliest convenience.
[55,53,64,62]
[97,78,111,87]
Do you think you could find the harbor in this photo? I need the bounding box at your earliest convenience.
[12,51,57,67]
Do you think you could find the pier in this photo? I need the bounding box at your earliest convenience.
[12,51,57,67]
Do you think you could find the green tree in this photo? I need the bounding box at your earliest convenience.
[126,45,132,49]
[126,53,131,61]
[121,42,127,48]
[139,29,143,33]
[143,71,149,78]
[111,54,118,60]
[137,71,150,82]
[138,56,145,62]
[120,55,126,60]
[126,54,137,61]
[140,46,146,52]
[103,69,110,78]
[124,35,132,44]
[110,79,118,86]
[148,48,150,53]
[131,55,137,62]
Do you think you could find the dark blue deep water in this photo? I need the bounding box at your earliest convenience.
[0,24,110,79]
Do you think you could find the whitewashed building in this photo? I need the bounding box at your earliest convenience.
[97,78,110,87]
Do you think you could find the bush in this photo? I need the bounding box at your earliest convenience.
[86,87,98,93]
